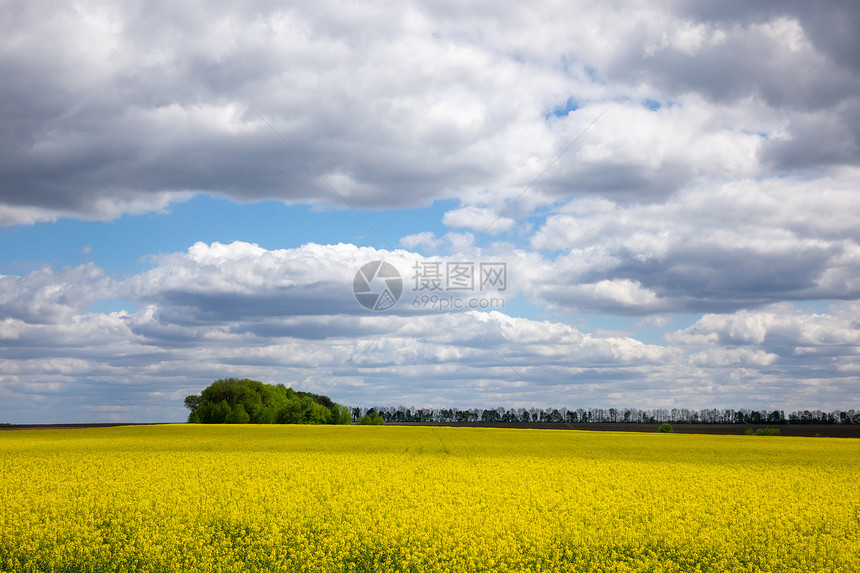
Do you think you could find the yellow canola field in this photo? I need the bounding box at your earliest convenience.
[1,425,858,573]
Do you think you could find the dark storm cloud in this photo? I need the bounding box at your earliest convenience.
[597,1,860,173]
[3,0,858,224]
[610,21,857,110]
[0,0,514,223]
[679,0,860,74]
[759,99,860,170]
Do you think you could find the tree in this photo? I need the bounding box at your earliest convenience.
[184,395,202,412]
[202,399,231,424]
[184,378,350,425]
[226,404,251,424]
[658,423,673,433]
[358,410,385,425]
[481,408,500,423]
[334,405,352,425]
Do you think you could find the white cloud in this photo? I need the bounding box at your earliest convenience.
[400,231,440,252]
[688,347,779,367]
[1,242,857,423]
[2,1,860,421]
[569,279,666,311]
[525,170,860,314]
[670,303,860,352]
[442,206,515,234]
[0,264,115,323]
[3,0,859,224]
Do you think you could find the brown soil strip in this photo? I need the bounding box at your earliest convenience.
[0,423,167,431]
[2,421,857,437]
[389,422,860,438]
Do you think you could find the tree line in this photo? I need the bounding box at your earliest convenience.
[185,378,351,424]
[349,406,860,425]
[183,380,858,426]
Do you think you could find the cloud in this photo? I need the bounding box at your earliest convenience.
[0,0,547,222]
[1,241,858,423]
[525,171,860,314]
[442,206,515,234]
[400,231,440,252]
[0,241,677,421]
[0,264,115,323]
[669,303,860,354]
[664,302,860,404]
[2,2,860,422]
[680,0,860,74]
[123,241,407,322]
[399,231,482,256]
[2,0,859,225]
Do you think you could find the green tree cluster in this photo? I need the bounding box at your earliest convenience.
[746,427,781,436]
[357,410,385,425]
[184,378,351,425]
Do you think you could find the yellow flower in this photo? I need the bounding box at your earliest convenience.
[1,425,858,572]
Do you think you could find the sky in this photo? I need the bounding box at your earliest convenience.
[2,0,860,423]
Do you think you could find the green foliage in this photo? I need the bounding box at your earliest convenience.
[184,378,350,425]
[358,410,385,425]
[658,423,673,433]
[226,404,251,424]
[750,427,781,436]
[755,428,780,436]
[745,427,781,436]
[335,405,352,425]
